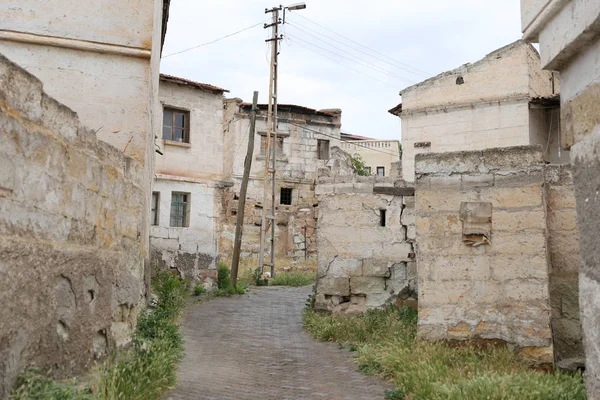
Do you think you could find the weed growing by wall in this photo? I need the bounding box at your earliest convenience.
[12,271,189,400]
[303,306,586,400]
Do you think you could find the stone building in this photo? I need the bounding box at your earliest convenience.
[389,40,565,182]
[0,0,167,395]
[415,145,580,365]
[221,100,342,261]
[314,172,417,314]
[0,56,151,395]
[150,74,229,287]
[340,133,402,177]
[520,0,600,394]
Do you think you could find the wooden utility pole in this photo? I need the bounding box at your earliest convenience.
[259,6,281,278]
[231,91,259,288]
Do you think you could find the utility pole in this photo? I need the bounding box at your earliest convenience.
[258,3,306,277]
[231,91,258,288]
[259,5,282,278]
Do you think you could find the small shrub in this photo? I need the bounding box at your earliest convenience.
[269,271,316,287]
[193,285,205,296]
[252,267,268,286]
[217,263,231,290]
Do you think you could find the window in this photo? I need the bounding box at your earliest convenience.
[380,209,386,227]
[317,139,330,160]
[163,107,189,143]
[377,166,385,177]
[365,166,372,175]
[170,192,190,227]
[280,188,292,205]
[260,136,284,157]
[151,192,160,226]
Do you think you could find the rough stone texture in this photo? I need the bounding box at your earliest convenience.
[397,40,566,182]
[545,165,584,361]
[522,1,600,395]
[314,175,416,314]
[150,79,227,285]
[415,145,579,364]
[0,54,145,396]
[167,286,392,400]
[220,100,342,261]
[572,125,600,396]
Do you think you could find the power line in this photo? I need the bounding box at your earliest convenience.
[290,13,431,77]
[287,122,400,158]
[285,28,414,83]
[162,22,264,58]
[285,20,425,80]
[286,36,399,89]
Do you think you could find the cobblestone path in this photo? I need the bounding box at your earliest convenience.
[167,285,392,400]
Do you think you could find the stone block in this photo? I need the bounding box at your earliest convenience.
[362,259,391,277]
[365,291,393,308]
[547,186,577,209]
[547,209,578,231]
[490,254,548,281]
[429,174,462,189]
[406,225,416,241]
[417,188,479,213]
[492,210,546,232]
[400,206,415,226]
[478,185,543,209]
[350,277,385,295]
[462,174,493,188]
[316,277,350,296]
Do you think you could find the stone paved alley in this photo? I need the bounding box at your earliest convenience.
[167,286,392,400]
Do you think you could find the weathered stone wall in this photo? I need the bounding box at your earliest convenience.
[522,1,600,392]
[150,78,226,285]
[0,55,146,395]
[220,100,342,261]
[150,178,223,288]
[545,165,583,362]
[314,176,416,314]
[415,145,582,364]
[398,41,561,182]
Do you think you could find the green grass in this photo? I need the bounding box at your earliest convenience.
[192,284,205,296]
[269,271,316,287]
[214,263,246,296]
[12,271,189,400]
[303,306,586,400]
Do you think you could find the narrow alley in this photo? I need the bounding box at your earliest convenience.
[167,286,392,400]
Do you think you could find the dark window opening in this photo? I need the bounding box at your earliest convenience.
[151,192,160,226]
[163,107,190,143]
[377,166,385,177]
[260,136,284,157]
[317,139,330,160]
[456,76,464,85]
[170,192,190,227]
[365,166,372,175]
[280,188,292,205]
[380,209,386,227]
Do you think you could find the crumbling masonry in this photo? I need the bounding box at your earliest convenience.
[0,55,147,395]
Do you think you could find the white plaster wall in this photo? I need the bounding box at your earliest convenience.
[340,140,401,176]
[402,101,531,181]
[1,1,155,48]
[150,179,219,266]
[156,81,224,180]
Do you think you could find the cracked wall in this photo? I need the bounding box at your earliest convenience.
[415,145,581,365]
[220,100,341,261]
[314,175,416,314]
[0,54,146,395]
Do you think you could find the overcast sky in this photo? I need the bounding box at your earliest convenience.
[160,0,523,140]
